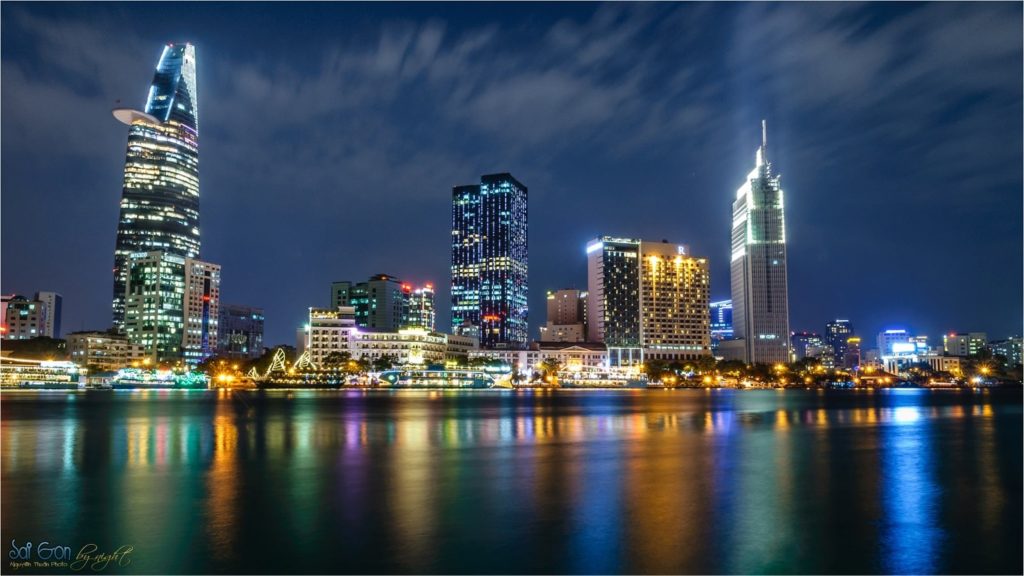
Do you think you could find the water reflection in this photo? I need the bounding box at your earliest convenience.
[1,389,1020,574]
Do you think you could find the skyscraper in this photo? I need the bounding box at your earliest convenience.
[726,121,791,364]
[112,43,200,329]
[402,284,436,331]
[586,237,640,348]
[825,319,854,363]
[450,173,528,349]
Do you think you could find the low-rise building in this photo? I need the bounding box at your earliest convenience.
[470,342,608,376]
[66,331,148,371]
[988,337,1022,367]
[943,332,988,357]
[306,306,477,367]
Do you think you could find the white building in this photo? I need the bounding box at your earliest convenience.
[306,306,477,367]
[943,332,987,357]
[726,121,791,364]
[470,342,607,376]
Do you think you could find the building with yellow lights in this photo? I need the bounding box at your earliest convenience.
[587,237,711,363]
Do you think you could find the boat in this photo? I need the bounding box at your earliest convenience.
[377,368,510,389]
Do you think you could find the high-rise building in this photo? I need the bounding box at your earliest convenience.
[112,43,200,330]
[402,284,436,331]
[587,237,641,348]
[825,319,854,363]
[587,237,710,362]
[124,252,186,362]
[540,289,587,343]
[123,251,218,364]
[709,299,734,353]
[34,292,62,338]
[182,260,220,363]
[844,336,862,369]
[943,332,988,357]
[638,241,711,360]
[218,305,265,359]
[450,173,528,349]
[330,274,408,332]
[726,121,791,364]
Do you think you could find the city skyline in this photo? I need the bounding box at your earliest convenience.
[2,3,1022,347]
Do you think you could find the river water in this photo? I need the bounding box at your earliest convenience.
[2,389,1020,574]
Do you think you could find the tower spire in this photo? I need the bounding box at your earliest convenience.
[761,119,767,163]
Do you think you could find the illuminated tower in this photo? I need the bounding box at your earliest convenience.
[728,121,791,364]
[111,43,200,329]
[450,173,528,348]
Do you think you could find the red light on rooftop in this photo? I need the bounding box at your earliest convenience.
[203,295,211,302]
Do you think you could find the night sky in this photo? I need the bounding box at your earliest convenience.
[2,2,1021,348]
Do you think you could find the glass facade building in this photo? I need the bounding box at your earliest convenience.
[402,284,436,332]
[728,121,791,364]
[218,304,265,360]
[450,174,528,349]
[586,237,641,348]
[825,319,854,362]
[112,43,200,329]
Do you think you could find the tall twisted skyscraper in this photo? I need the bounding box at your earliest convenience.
[450,173,528,349]
[111,43,200,329]
[727,121,791,364]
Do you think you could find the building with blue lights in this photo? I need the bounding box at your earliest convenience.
[112,43,200,330]
[724,121,791,364]
[450,173,528,349]
[709,299,733,353]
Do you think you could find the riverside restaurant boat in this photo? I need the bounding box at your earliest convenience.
[556,365,648,388]
[110,368,209,390]
[378,368,513,389]
[0,357,82,390]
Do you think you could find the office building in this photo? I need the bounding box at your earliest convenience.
[586,237,641,350]
[66,331,147,372]
[218,304,265,359]
[726,121,791,364]
[540,289,587,343]
[34,292,62,338]
[450,173,528,349]
[710,299,734,347]
[877,329,912,356]
[182,259,220,363]
[844,336,862,369]
[123,252,186,362]
[123,251,218,364]
[112,43,200,329]
[330,274,407,332]
[402,283,436,331]
[791,332,826,361]
[943,332,988,357]
[587,237,710,362]
[988,337,1022,367]
[825,319,854,363]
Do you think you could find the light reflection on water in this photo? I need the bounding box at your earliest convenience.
[1,389,1020,574]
